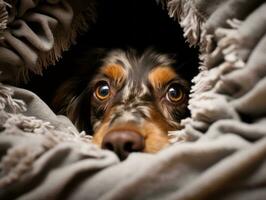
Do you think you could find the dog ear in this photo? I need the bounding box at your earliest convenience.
[52,78,83,114]
[51,48,109,133]
[52,77,93,133]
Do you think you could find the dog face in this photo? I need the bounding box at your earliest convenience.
[53,48,190,160]
[89,49,189,159]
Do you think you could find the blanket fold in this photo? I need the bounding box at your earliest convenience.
[0,0,96,83]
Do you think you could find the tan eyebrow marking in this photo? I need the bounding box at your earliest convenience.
[148,66,177,88]
[100,64,126,84]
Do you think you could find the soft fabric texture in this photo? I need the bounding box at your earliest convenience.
[0,0,96,83]
[0,0,266,199]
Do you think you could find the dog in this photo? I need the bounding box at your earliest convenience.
[53,48,192,160]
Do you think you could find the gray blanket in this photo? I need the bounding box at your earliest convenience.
[0,0,266,199]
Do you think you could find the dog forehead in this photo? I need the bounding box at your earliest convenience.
[101,49,178,100]
[103,48,175,73]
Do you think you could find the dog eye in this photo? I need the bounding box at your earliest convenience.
[95,82,111,100]
[166,83,184,103]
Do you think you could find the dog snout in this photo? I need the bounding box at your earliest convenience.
[102,131,145,160]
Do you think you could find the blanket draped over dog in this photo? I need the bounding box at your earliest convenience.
[0,0,266,199]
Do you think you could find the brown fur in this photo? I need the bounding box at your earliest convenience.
[148,66,177,89]
[101,64,126,85]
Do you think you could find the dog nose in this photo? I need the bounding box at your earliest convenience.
[102,131,145,160]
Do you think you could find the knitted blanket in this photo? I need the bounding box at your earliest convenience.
[0,0,266,199]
